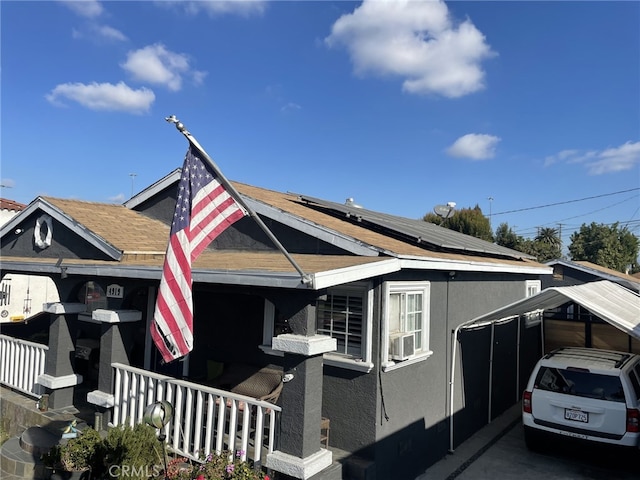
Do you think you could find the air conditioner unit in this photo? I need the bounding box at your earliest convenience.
[390,333,415,361]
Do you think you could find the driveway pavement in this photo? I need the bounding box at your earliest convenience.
[416,403,640,480]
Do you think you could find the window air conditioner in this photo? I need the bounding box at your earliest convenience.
[390,333,415,361]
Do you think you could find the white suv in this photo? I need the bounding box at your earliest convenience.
[522,347,640,450]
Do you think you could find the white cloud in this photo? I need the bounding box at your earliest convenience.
[325,0,495,98]
[544,142,640,175]
[121,44,205,91]
[447,133,501,160]
[95,25,128,42]
[58,0,103,18]
[281,102,302,113]
[157,0,267,17]
[72,24,128,42]
[45,81,155,114]
[1,178,16,188]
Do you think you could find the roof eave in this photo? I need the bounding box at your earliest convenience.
[0,198,124,261]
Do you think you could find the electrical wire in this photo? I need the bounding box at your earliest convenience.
[492,187,640,216]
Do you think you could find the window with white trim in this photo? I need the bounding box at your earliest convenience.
[260,283,373,371]
[524,280,543,327]
[260,299,290,356]
[316,285,366,358]
[383,281,431,368]
[526,280,541,297]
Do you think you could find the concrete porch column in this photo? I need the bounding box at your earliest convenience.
[266,301,337,480]
[37,302,86,410]
[85,309,141,426]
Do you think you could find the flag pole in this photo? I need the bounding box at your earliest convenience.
[165,115,313,287]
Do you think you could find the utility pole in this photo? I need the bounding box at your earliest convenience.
[487,196,494,228]
[557,223,563,253]
[129,173,137,198]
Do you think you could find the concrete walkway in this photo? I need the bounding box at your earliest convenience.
[416,403,522,480]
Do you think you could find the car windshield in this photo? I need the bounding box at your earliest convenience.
[534,366,626,402]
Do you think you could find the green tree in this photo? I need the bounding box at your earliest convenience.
[533,227,562,261]
[568,222,640,273]
[495,222,522,250]
[535,227,561,248]
[423,204,493,242]
[494,223,561,263]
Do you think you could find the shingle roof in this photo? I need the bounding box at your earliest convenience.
[574,260,640,286]
[233,182,535,262]
[1,182,547,284]
[44,197,170,254]
[0,198,26,211]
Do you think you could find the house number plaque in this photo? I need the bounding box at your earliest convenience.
[106,284,124,298]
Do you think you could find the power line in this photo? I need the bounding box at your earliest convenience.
[492,187,640,216]
[515,194,639,234]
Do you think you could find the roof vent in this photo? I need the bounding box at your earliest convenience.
[345,198,363,208]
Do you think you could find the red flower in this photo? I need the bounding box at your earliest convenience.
[264,476,270,480]
[196,475,205,480]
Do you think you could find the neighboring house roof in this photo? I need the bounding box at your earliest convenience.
[546,259,640,292]
[467,280,640,340]
[0,198,26,212]
[1,179,550,289]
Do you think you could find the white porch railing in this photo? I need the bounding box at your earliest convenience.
[0,334,47,397]
[111,363,281,466]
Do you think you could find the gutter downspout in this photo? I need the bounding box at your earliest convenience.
[448,318,478,453]
[488,323,495,424]
[516,316,521,402]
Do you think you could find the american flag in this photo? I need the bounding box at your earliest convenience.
[151,145,247,362]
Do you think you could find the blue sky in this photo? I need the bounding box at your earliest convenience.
[2,1,639,247]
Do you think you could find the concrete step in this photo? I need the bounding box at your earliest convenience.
[19,426,60,457]
[0,436,51,479]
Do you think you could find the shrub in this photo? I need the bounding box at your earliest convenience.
[167,450,269,480]
[42,423,162,479]
[103,423,163,479]
[59,428,103,473]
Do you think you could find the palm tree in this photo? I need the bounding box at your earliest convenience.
[535,227,561,248]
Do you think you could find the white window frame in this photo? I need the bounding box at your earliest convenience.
[382,281,432,371]
[319,283,373,372]
[525,280,541,297]
[259,299,284,357]
[260,283,374,372]
[524,280,542,327]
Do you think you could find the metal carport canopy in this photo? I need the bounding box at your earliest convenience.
[466,280,640,339]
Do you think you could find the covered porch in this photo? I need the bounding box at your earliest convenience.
[0,289,338,479]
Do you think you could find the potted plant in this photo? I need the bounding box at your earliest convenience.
[43,427,103,479]
[42,423,162,479]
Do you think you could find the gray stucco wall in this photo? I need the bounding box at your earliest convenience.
[321,269,542,480]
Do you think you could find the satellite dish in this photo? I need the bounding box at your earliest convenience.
[433,204,455,219]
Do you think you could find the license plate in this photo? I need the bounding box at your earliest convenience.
[564,408,588,423]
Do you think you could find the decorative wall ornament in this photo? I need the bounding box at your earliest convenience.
[34,214,53,249]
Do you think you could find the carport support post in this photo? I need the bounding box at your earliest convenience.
[267,301,337,480]
[37,303,86,410]
[86,309,142,427]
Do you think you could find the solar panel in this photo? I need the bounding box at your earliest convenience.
[298,195,532,260]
